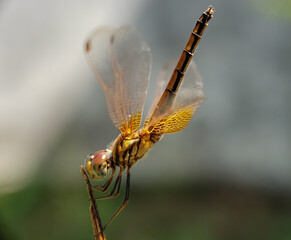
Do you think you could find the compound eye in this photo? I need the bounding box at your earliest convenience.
[86,150,109,180]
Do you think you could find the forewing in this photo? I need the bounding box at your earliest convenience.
[145,60,204,134]
[85,26,152,133]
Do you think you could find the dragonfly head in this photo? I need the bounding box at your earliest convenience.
[86,150,110,180]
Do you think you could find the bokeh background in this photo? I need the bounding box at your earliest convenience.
[1,0,291,239]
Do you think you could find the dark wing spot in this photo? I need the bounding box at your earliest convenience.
[85,41,91,52]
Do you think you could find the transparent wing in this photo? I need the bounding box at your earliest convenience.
[85,26,152,133]
[145,60,204,134]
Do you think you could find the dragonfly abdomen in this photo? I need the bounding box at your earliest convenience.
[168,6,214,94]
[147,6,214,125]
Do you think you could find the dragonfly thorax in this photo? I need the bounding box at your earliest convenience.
[110,130,162,169]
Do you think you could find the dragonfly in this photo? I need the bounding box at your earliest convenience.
[82,6,214,233]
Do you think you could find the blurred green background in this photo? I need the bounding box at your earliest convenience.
[1,0,291,239]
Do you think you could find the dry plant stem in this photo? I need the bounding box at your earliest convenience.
[81,165,106,240]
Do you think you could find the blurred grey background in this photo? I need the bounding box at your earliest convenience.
[0,0,290,240]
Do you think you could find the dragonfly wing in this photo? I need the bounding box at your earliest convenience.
[145,60,204,134]
[145,61,170,122]
[85,26,152,133]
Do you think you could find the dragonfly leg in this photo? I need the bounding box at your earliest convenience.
[93,168,116,192]
[94,169,123,200]
[104,168,131,229]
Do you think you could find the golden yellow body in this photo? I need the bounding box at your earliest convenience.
[111,129,161,169]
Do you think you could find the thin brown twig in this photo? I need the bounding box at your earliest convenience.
[81,165,106,240]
